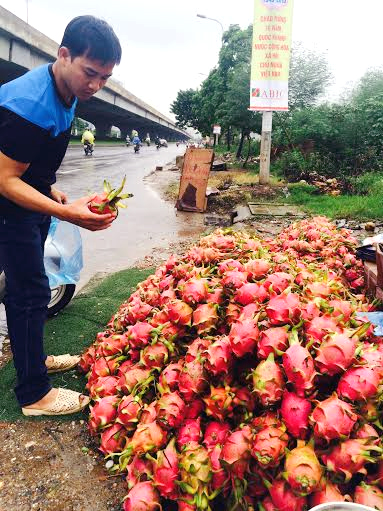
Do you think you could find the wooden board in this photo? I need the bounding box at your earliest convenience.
[175,148,214,212]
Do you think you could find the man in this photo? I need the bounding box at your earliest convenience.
[0,16,121,416]
[81,128,95,147]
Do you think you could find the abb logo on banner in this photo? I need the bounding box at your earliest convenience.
[252,88,284,99]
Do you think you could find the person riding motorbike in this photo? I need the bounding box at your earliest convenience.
[81,129,95,154]
[133,135,141,153]
[154,136,161,149]
[145,135,151,146]
[126,135,131,147]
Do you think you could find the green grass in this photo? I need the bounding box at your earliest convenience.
[286,183,383,220]
[0,267,153,422]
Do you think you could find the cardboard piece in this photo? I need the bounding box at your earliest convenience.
[176,148,214,212]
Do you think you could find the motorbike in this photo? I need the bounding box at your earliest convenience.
[0,218,82,317]
[134,143,140,153]
[83,141,94,156]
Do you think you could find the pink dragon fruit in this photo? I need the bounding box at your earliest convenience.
[284,440,323,495]
[314,332,357,376]
[205,336,233,376]
[203,385,235,421]
[310,393,358,442]
[354,423,380,445]
[117,366,151,395]
[234,282,268,305]
[328,299,354,323]
[304,315,341,346]
[251,425,288,468]
[238,303,260,320]
[264,479,307,511]
[282,339,316,396]
[321,438,382,481]
[88,375,119,399]
[337,365,380,401]
[192,303,219,335]
[179,277,209,305]
[252,353,284,406]
[359,342,383,377]
[354,482,383,510]
[252,411,283,432]
[309,480,346,506]
[123,481,161,511]
[140,342,169,371]
[263,272,293,295]
[218,258,244,274]
[88,395,120,434]
[203,421,231,451]
[122,421,168,465]
[184,399,205,419]
[185,337,211,363]
[125,455,153,489]
[116,393,142,430]
[257,326,289,359]
[225,301,242,325]
[78,346,96,374]
[151,437,179,499]
[157,362,183,393]
[97,333,128,357]
[166,299,193,326]
[229,318,259,358]
[221,269,248,289]
[281,390,311,439]
[155,391,186,430]
[265,293,301,325]
[126,321,154,349]
[99,423,128,455]
[176,418,202,449]
[209,443,228,492]
[179,360,207,402]
[243,258,271,279]
[219,426,252,479]
[140,401,157,424]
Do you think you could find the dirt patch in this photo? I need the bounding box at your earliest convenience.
[0,419,126,511]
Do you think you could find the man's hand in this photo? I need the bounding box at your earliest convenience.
[60,195,116,231]
[51,187,68,204]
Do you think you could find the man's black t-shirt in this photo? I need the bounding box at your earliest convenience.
[0,64,77,217]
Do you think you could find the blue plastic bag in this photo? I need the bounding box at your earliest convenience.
[44,217,83,287]
[356,311,383,336]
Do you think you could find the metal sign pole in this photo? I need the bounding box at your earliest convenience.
[259,111,272,185]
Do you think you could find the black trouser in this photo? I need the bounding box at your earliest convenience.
[0,213,51,406]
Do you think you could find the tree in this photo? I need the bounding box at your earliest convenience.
[170,89,199,129]
[288,43,332,110]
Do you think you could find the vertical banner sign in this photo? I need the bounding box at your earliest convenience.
[250,0,294,111]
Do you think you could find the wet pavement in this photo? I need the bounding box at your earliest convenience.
[55,143,206,290]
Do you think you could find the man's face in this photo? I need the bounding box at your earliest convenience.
[61,49,115,101]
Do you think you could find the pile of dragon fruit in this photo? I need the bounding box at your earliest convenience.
[79,216,383,511]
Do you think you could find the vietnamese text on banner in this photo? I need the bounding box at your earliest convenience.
[250,0,294,111]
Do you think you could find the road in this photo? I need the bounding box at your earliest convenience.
[55,143,204,290]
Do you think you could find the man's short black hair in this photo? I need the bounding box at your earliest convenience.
[60,15,122,65]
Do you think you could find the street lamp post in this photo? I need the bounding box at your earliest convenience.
[196,14,224,35]
[197,14,224,148]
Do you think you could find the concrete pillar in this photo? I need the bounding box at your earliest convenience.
[96,122,112,139]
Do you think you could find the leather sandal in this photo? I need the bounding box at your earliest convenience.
[22,388,90,416]
[46,354,81,374]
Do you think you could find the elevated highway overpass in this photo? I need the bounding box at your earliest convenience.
[0,6,187,140]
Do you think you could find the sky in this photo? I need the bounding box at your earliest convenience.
[0,0,382,120]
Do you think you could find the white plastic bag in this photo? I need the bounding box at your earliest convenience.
[44,217,83,287]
